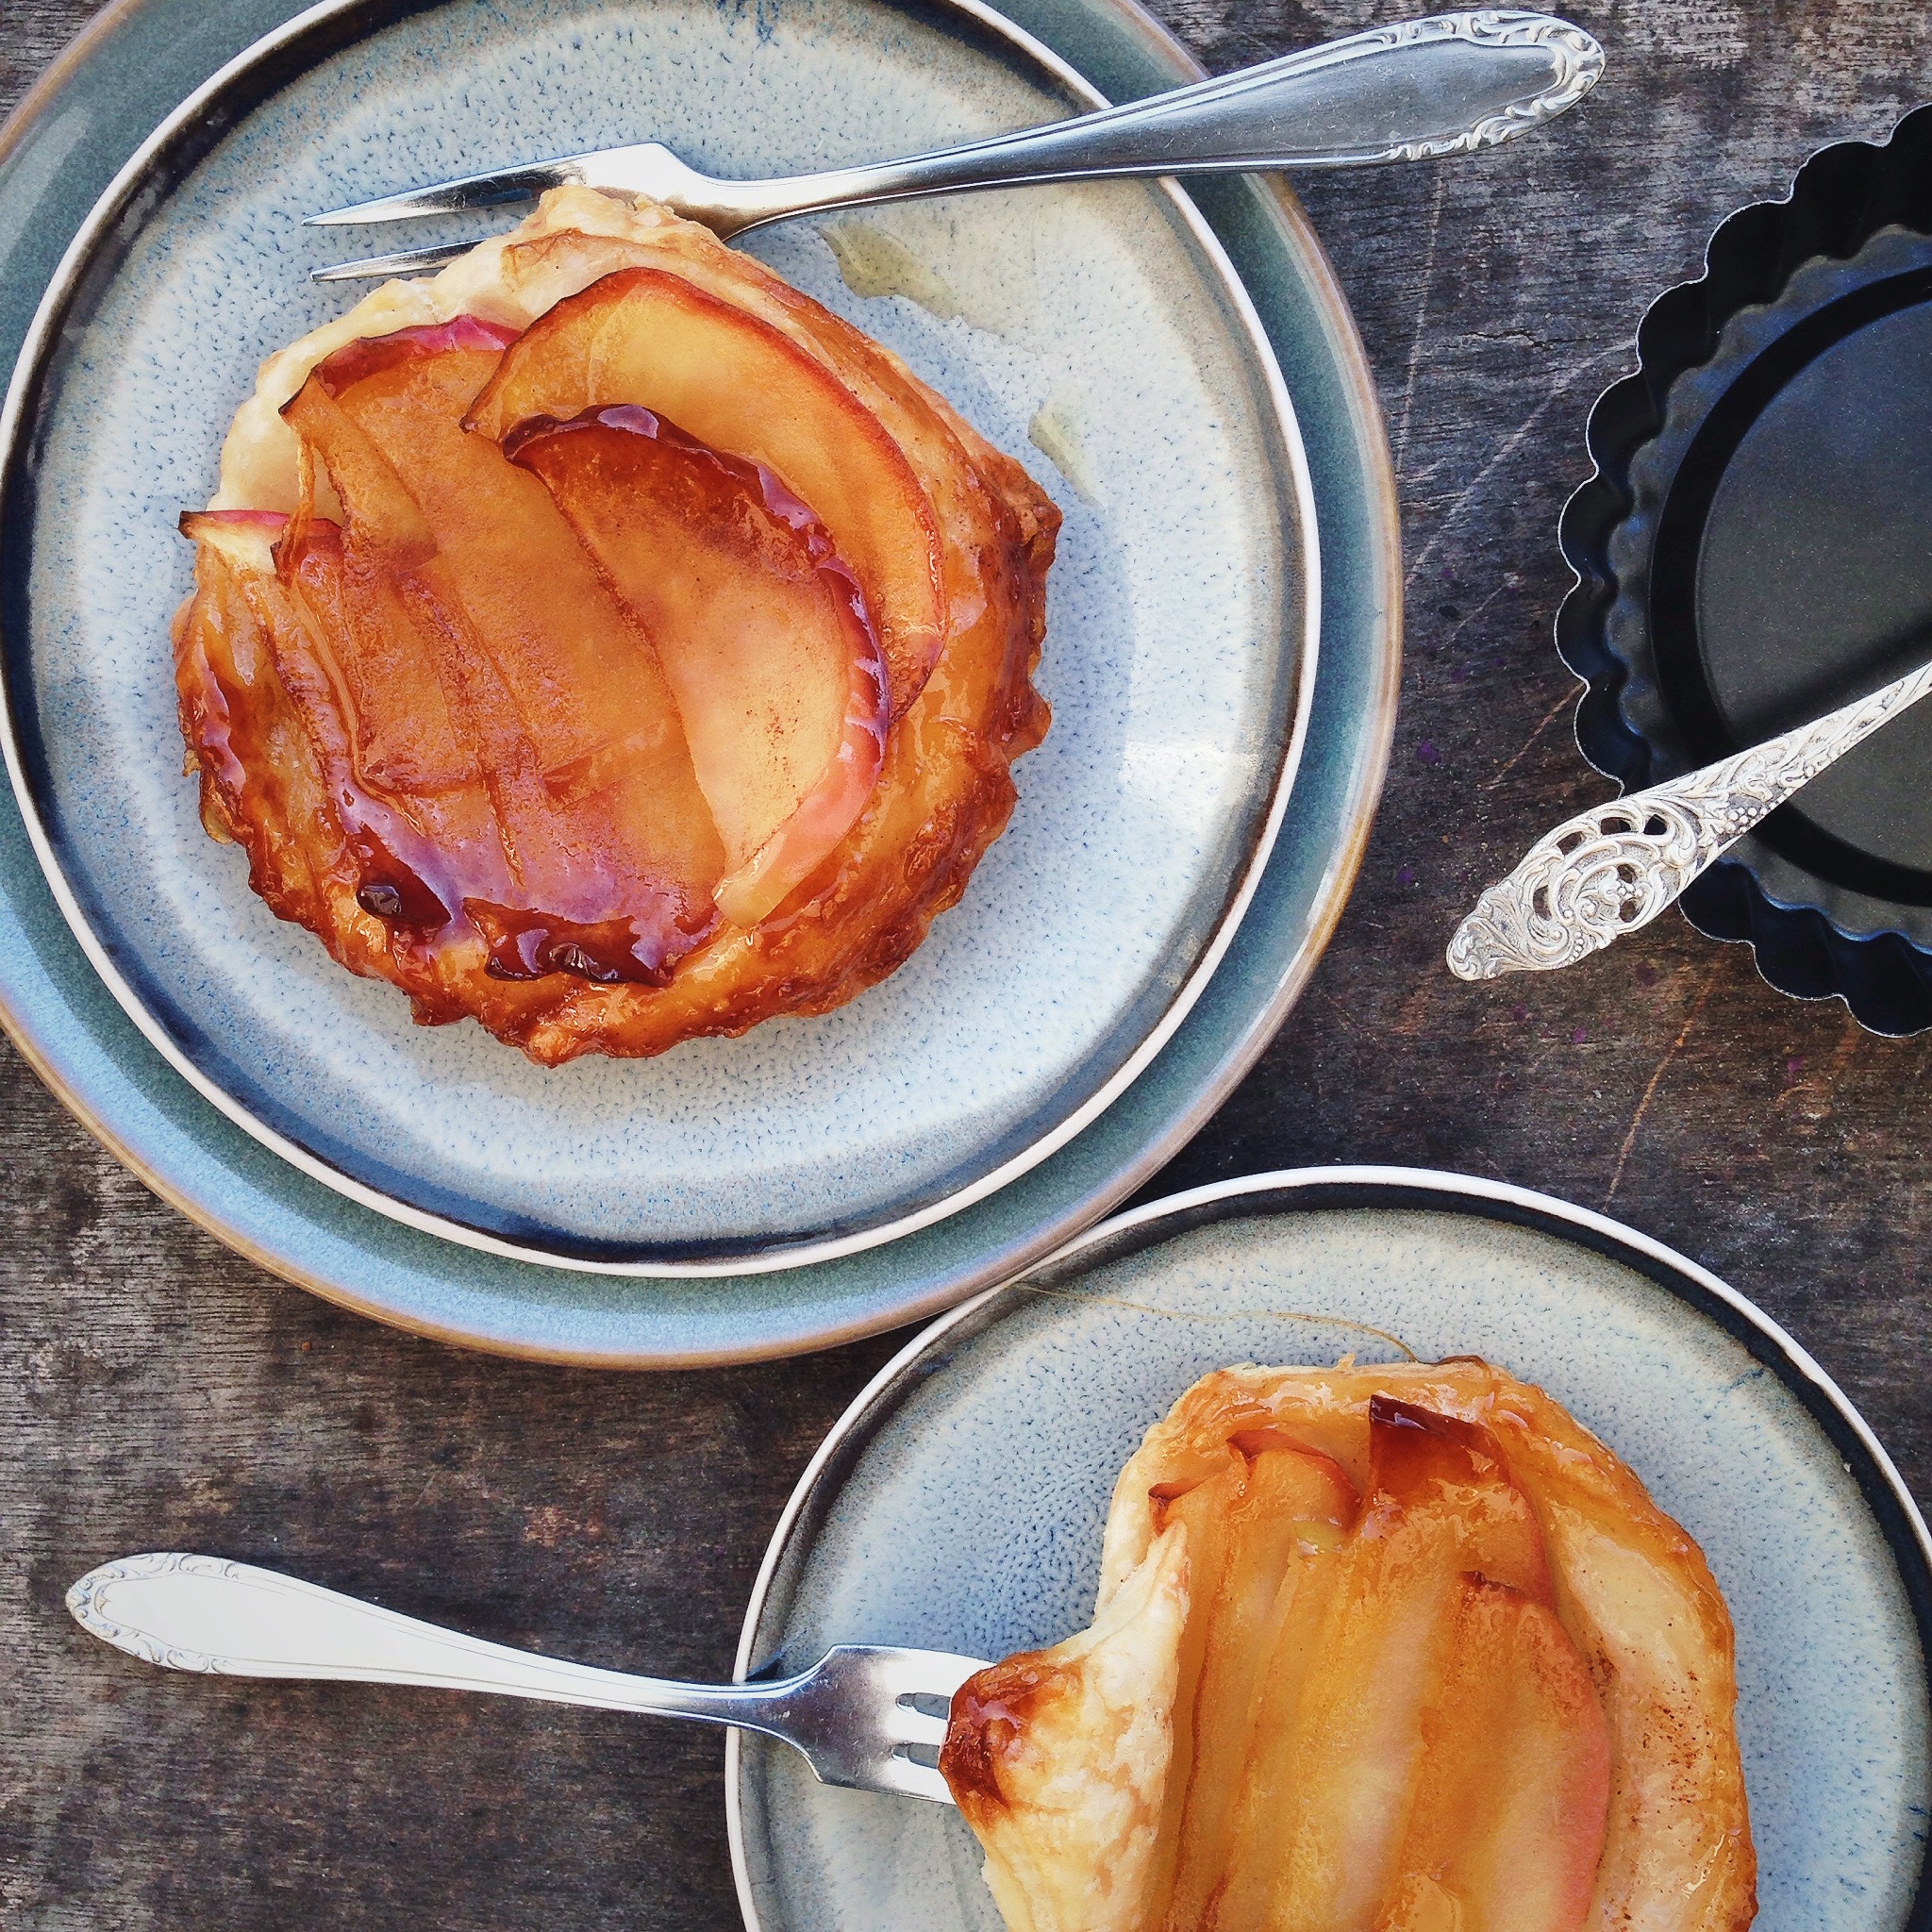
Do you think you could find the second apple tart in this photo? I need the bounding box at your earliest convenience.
[941,1358,1757,1932]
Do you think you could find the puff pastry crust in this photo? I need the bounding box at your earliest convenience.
[941,1359,1757,1932]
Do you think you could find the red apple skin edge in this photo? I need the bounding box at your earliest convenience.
[315,314,524,395]
[178,507,327,551]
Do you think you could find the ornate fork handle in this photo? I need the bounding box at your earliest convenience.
[68,1551,804,1716]
[687,10,1605,230]
[66,1552,981,1801]
[1447,660,1932,980]
[309,10,1604,271]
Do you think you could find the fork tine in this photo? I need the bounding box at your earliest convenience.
[310,240,485,283]
[305,158,585,226]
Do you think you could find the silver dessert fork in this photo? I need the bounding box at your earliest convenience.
[306,9,1604,280]
[68,1552,984,1804]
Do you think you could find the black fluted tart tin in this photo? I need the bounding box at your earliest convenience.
[1558,104,1932,1034]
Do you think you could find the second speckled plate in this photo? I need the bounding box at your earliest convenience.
[0,0,1315,1274]
[730,1169,1932,1932]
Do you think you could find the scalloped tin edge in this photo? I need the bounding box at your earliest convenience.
[1555,101,1932,1035]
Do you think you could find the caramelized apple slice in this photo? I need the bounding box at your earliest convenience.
[1205,1469,1356,1932]
[1498,1445,1757,1930]
[1369,1395,1554,1600]
[283,519,477,800]
[284,321,727,981]
[175,513,338,924]
[504,406,888,928]
[176,511,502,949]
[180,508,476,803]
[1389,1577,1611,1932]
[1216,1399,1561,1932]
[1158,1442,1357,1932]
[465,266,946,719]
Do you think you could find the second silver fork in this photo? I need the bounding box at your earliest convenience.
[68,1552,984,1805]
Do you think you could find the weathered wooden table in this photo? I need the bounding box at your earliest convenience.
[4,1,1926,1923]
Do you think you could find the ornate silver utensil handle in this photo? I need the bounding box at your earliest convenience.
[68,1552,983,1803]
[1447,658,1932,979]
[309,10,1604,274]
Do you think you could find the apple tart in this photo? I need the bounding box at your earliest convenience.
[173,187,1058,1062]
[941,1359,1757,1932]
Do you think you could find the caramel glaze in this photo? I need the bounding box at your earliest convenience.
[174,223,1058,1063]
[942,1656,1066,1813]
[941,1397,1544,1824]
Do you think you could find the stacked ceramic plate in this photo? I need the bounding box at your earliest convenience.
[0,0,1402,1364]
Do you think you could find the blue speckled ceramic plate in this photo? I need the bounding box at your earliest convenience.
[730,1169,1932,1932]
[0,0,1398,1358]
[2,0,1313,1274]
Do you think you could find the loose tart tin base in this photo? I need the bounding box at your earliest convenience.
[1560,105,1932,1034]
[0,0,1399,1357]
[729,1168,1932,1932]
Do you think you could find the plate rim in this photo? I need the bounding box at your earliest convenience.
[0,0,1321,1276]
[0,0,1401,1363]
[724,1162,1932,1931]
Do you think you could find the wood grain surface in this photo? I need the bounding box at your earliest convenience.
[4,1,1929,1924]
